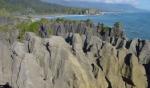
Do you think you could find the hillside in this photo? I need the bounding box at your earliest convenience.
[0,0,88,15]
[43,0,143,12]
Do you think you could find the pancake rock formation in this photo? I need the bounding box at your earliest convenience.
[0,21,150,88]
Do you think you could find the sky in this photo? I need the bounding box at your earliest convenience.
[46,0,150,11]
[138,0,150,10]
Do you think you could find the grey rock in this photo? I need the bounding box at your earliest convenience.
[0,32,149,88]
[139,40,150,64]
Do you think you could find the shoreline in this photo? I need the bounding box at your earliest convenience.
[18,14,102,21]
[31,14,94,19]
[24,14,93,22]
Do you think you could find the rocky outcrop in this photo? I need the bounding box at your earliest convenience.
[0,22,150,88]
[0,33,12,85]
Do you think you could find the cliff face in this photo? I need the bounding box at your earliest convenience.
[0,22,150,88]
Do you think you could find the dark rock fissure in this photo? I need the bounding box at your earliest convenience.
[110,37,113,44]
[96,58,103,71]
[65,34,73,45]
[16,57,24,88]
[116,39,124,49]
[91,63,98,78]
[11,56,15,86]
[100,30,105,36]
[56,25,61,36]
[105,76,112,88]
[125,40,132,49]
[44,42,52,81]
[108,28,111,37]
[112,38,118,46]
[136,39,145,58]
[0,82,12,88]
[122,76,135,86]
[136,39,141,57]
[27,41,31,53]
[117,51,119,58]
[124,53,132,66]
[83,37,88,53]
[143,64,150,88]
[101,42,105,49]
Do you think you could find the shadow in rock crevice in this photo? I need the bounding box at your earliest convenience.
[125,40,132,49]
[105,76,112,88]
[65,34,73,45]
[143,64,150,88]
[136,39,145,57]
[124,53,132,66]
[96,58,103,71]
[0,82,12,88]
[91,63,99,78]
[122,76,135,87]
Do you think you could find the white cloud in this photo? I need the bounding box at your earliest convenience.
[64,0,137,5]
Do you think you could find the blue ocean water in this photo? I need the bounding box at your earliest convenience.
[61,12,150,40]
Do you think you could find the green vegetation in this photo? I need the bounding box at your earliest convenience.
[55,18,66,23]
[64,8,88,14]
[55,18,81,24]
[16,18,53,41]
[0,18,80,38]
[0,0,90,15]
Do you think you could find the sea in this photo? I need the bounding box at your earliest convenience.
[38,12,150,40]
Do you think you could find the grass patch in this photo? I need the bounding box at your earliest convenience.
[17,18,54,41]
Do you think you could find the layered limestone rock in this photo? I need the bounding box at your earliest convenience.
[0,33,12,85]
[121,53,147,88]
[0,31,149,88]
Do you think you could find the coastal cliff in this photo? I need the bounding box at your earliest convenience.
[0,19,150,88]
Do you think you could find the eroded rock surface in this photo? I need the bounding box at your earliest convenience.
[0,30,149,88]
